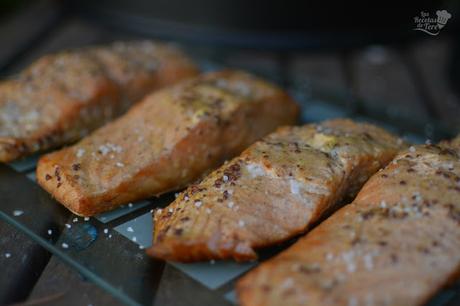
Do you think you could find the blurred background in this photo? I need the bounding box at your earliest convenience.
[1,0,460,137]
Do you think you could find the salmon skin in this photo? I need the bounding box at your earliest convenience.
[0,41,198,162]
[237,144,460,306]
[36,70,299,216]
[147,119,404,262]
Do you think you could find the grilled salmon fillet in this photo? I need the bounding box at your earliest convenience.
[36,70,299,216]
[237,144,460,306]
[147,119,404,262]
[0,41,198,162]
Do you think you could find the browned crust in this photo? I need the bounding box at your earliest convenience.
[147,119,404,262]
[0,41,198,163]
[37,70,300,216]
[237,144,460,306]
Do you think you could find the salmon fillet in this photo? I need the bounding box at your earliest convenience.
[147,119,404,262]
[237,144,460,306]
[36,70,299,216]
[0,41,198,162]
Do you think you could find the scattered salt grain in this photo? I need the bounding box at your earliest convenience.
[72,218,78,223]
[65,224,71,229]
[409,146,416,153]
[290,180,301,195]
[223,175,229,182]
[168,208,174,213]
[76,148,85,158]
[380,201,387,208]
[281,277,294,289]
[227,201,234,209]
[98,143,123,156]
[103,229,109,234]
[128,203,133,208]
[132,236,137,242]
[5,253,11,258]
[98,145,110,155]
[116,162,125,168]
[206,208,212,214]
[13,210,24,216]
[127,227,134,232]
[363,254,374,271]
[84,217,90,221]
[47,229,53,235]
[108,234,112,238]
[139,245,144,250]
[194,201,202,208]
[61,243,69,249]
[210,259,216,264]
[348,296,358,306]
[238,220,245,227]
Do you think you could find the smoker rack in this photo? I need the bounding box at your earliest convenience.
[1,2,460,306]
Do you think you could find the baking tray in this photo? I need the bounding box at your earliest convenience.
[0,54,458,306]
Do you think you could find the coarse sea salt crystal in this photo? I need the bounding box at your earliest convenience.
[62,243,69,249]
[98,145,110,155]
[127,227,134,232]
[281,277,294,289]
[13,210,24,216]
[47,229,53,235]
[246,163,265,178]
[103,229,109,234]
[290,179,301,194]
[76,148,85,158]
[116,162,125,168]
[363,254,374,270]
[195,201,202,208]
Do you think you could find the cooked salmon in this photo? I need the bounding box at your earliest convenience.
[147,119,404,262]
[237,144,460,306]
[36,70,299,216]
[0,41,198,162]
